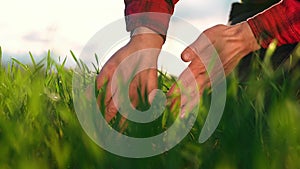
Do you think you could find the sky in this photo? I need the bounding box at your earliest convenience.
[0,0,238,68]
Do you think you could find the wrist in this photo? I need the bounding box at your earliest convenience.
[130,27,164,48]
[237,22,261,52]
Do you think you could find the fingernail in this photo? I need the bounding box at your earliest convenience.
[184,53,190,60]
[148,94,155,104]
[182,53,190,62]
[180,112,185,119]
[148,89,158,104]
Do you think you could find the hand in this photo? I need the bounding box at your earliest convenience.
[168,22,260,116]
[96,33,164,122]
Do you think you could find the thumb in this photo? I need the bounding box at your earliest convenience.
[181,47,197,62]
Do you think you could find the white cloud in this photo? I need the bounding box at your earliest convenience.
[0,0,124,57]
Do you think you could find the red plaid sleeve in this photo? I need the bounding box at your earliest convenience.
[124,0,179,36]
[247,0,300,48]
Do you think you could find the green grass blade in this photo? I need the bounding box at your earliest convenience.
[29,51,36,68]
[46,50,53,75]
[95,53,99,66]
[80,60,89,72]
[92,62,99,74]
[33,64,44,74]
[11,58,29,71]
[70,50,81,70]
[93,54,100,74]
[264,39,277,64]
[36,57,46,67]
[61,56,67,68]
[263,39,277,73]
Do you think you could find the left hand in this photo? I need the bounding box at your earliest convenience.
[167,22,260,116]
[96,33,164,122]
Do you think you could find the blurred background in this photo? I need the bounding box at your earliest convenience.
[0,0,237,66]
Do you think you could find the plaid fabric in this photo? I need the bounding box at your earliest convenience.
[230,0,298,81]
[124,0,179,36]
[125,0,300,48]
[247,0,300,48]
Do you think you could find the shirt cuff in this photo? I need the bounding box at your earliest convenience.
[247,0,300,48]
[125,1,175,39]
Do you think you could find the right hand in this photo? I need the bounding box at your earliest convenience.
[167,22,260,117]
[96,33,164,122]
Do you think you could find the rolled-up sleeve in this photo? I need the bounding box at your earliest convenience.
[124,0,179,36]
[247,0,300,48]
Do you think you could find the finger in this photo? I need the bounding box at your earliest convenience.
[129,78,140,108]
[167,82,181,114]
[179,73,210,118]
[174,64,210,111]
[98,80,117,122]
[104,81,116,106]
[194,73,210,99]
[97,80,110,115]
[181,47,197,62]
[167,67,197,115]
[96,69,111,108]
[182,48,216,77]
[168,69,193,101]
[118,116,128,133]
[96,68,111,90]
[128,69,158,107]
[148,90,156,105]
[146,70,158,104]
[180,97,198,119]
[181,32,212,62]
[105,99,119,122]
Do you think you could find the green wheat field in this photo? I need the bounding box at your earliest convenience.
[1,44,300,169]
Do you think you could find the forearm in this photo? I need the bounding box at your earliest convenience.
[247,0,300,48]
